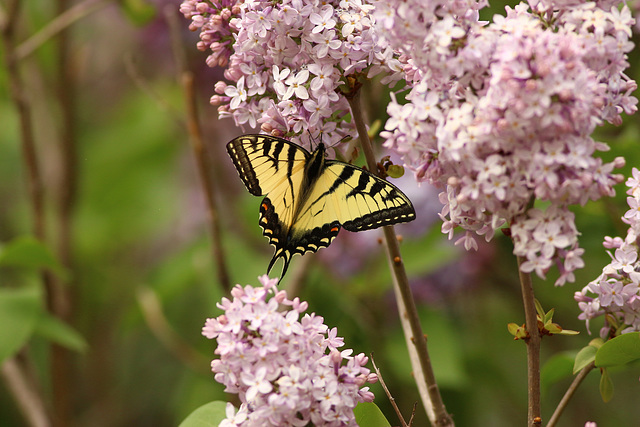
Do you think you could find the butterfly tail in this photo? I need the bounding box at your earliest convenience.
[267,249,292,280]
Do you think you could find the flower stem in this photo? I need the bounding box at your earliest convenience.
[546,362,596,427]
[346,90,453,427]
[166,6,232,294]
[516,255,542,427]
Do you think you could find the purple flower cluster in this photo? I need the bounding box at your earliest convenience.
[575,168,640,338]
[180,0,401,149]
[203,275,376,426]
[377,1,637,285]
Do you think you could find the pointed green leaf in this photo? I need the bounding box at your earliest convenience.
[0,287,42,364]
[574,345,597,374]
[34,312,88,352]
[595,332,640,367]
[353,402,391,427]
[542,352,575,390]
[534,299,545,318]
[556,328,579,336]
[545,323,563,334]
[544,307,555,324]
[599,368,614,402]
[0,236,67,277]
[178,401,228,427]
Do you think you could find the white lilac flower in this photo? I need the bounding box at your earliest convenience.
[181,0,404,152]
[376,1,637,285]
[203,275,377,427]
[576,168,640,338]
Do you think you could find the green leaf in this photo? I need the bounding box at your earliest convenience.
[353,402,391,427]
[599,367,614,402]
[541,352,575,390]
[386,164,405,179]
[178,401,228,427]
[595,332,640,367]
[0,236,67,277]
[0,287,42,364]
[507,322,527,340]
[534,299,545,319]
[573,345,597,374]
[34,312,88,352]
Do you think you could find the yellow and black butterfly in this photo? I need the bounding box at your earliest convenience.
[227,134,416,278]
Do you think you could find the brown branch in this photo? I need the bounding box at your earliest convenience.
[46,0,79,424]
[2,0,46,243]
[516,256,542,427]
[165,6,232,294]
[346,90,453,427]
[546,362,596,427]
[1,356,51,427]
[16,0,111,60]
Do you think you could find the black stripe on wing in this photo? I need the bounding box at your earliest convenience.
[227,135,263,195]
[226,134,311,196]
[320,162,416,232]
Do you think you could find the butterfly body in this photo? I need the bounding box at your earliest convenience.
[227,135,416,278]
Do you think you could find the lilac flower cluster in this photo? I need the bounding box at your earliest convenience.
[203,275,376,426]
[377,1,637,285]
[575,168,640,338]
[180,0,401,149]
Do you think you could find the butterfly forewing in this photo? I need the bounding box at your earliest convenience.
[227,135,310,197]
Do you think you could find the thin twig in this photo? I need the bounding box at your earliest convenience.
[1,357,51,427]
[16,0,111,60]
[136,287,212,374]
[371,353,409,427]
[2,0,46,242]
[546,362,596,427]
[346,90,453,427]
[517,256,542,427]
[54,0,77,275]
[165,6,232,294]
[408,403,417,427]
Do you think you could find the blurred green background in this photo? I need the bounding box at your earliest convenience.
[1,0,639,426]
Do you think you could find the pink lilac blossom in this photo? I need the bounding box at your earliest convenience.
[377,1,637,286]
[180,0,402,152]
[575,168,640,338]
[204,275,376,427]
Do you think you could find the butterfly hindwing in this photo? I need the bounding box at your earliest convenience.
[227,134,416,279]
[260,197,341,277]
[294,161,416,234]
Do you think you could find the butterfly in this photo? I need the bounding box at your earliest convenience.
[227,134,416,278]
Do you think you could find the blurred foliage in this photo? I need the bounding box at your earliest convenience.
[1,0,639,427]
